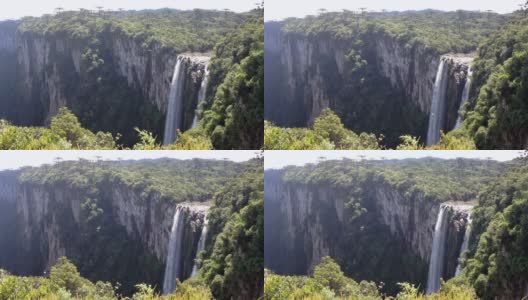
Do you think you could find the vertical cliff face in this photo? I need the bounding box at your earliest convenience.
[265,24,345,127]
[373,183,438,261]
[0,21,19,122]
[373,33,438,113]
[0,21,16,52]
[265,22,472,144]
[0,171,19,272]
[0,172,208,289]
[109,35,210,126]
[9,28,209,140]
[265,170,469,291]
[265,171,346,274]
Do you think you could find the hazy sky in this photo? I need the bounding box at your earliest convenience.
[265,150,524,169]
[0,150,259,171]
[266,0,523,21]
[0,0,257,20]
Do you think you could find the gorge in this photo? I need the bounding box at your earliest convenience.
[264,10,507,148]
[0,8,264,149]
[0,157,263,299]
[264,158,501,295]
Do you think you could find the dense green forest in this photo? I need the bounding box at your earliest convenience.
[0,257,212,299]
[265,7,528,150]
[280,157,506,202]
[265,256,476,300]
[264,109,476,150]
[200,155,264,299]
[200,12,264,149]
[0,7,263,149]
[281,10,506,55]
[0,107,214,149]
[17,157,242,202]
[266,154,528,299]
[462,157,528,299]
[454,12,528,149]
[0,157,264,299]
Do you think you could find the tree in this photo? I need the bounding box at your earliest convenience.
[359,7,367,18]
[313,256,349,295]
[49,257,87,296]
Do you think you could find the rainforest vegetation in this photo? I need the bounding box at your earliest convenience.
[0,156,264,299]
[199,13,264,149]
[265,6,528,150]
[264,256,477,300]
[0,107,213,149]
[0,6,263,149]
[264,109,477,150]
[455,13,528,149]
[265,154,528,299]
[280,157,506,202]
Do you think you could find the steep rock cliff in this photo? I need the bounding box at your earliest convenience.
[7,26,209,142]
[0,171,208,291]
[264,170,469,292]
[0,21,16,52]
[0,22,18,122]
[265,22,472,145]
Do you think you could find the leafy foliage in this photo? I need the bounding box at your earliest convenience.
[0,258,212,300]
[200,157,264,299]
[462,158,528,299]
[264,109,381,150]
[4,158,258,298]
[18,157,241,203]
[461,13,528,149]
[281,158,506,207]
[0,107,116,150]
[282,10,506,55]
[15,158,242,294]
[18,9,249,54]
[0,108,216,150]
[200,11,264,149]
[265,257,381,300]
[266,108,478,150]
[2,8,263,149]
[395,278,477,300]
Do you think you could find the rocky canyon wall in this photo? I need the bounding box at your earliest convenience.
[1,23,209,137]
[264,170,469,290]
[0,22,19,122]
[0,171,208,286]
[265,22,472,142]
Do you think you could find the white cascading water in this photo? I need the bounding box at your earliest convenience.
[426,57,449,146]
[162,206,186,295]
[455,215,472,276]
[163,57,186,145]
[191,66,209,128]
[454,67,472,130]
[191,217,208,277]
[426,205,449,294]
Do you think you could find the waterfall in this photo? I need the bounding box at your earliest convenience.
[163,57,187,145]
[426,205,449,294]
[454,67,472,129]
[426,57,449,146]
[162,206,186,295]
[191,66,209,128]
[191,217,208,277]
[455,215,472,276]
